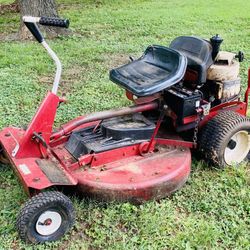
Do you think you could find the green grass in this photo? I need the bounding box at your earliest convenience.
[0,0,249,249]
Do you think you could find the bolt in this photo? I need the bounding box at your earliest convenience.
[33,177,40,182]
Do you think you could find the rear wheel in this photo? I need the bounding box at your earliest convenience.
[16,191,75,243]
[199,111,250,168]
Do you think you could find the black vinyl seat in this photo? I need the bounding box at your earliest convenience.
[110,45,187,97]
[170,36,213,84]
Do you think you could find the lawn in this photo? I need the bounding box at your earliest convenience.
[0,0,249,249]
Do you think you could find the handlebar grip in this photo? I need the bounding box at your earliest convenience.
[39,16,70,28]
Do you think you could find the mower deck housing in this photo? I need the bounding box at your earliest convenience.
[0,124,191,202]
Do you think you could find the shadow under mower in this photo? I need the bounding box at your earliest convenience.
[0,16,249,243]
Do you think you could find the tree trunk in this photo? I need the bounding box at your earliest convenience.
[19,0,68,40]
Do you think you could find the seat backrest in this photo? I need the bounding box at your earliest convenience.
[170,36,213,84]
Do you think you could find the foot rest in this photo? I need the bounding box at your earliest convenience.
[36,159,73,185]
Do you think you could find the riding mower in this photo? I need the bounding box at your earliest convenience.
[0,16,249,243]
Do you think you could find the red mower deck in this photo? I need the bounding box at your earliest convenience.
[71,145,191,202]
[0,126,191,201]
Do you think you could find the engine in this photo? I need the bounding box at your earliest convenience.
[202,50,242,106]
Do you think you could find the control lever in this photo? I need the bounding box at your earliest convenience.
[22,16,69,95]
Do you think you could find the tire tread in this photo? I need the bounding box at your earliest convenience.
[16,191,75,243]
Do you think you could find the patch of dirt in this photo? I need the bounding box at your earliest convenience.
[103,53,130,70]
[0,2,19,14]
[56,221,92,250]
[58,3,84,11]
[38,53,134,93]
[59,1,103,10]
[39,65,85,93]
[0,32,19,42]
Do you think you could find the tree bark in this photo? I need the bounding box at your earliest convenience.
[19,0,68,40]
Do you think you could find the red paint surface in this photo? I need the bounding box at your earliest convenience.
[15,92,60,158]
[183,114,198,124]
[0,127,77,195]
[0,128,53,191]
[245,68,250,109]
[156,138,195,148]
[0,124,191,201]
[125,91,160,105]
[199,101,247,128]
[72,146,191,202]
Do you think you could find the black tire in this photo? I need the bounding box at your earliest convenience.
[16,191,75,243]
[199,111,250,168]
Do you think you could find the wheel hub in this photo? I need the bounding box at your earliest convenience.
[227,139,237,150]
[224,130,250,165]
[36,211,62,236]
[38,218,52,226]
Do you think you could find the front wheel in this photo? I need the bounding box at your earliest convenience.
[199,111,250,168]
[16,191,75,243]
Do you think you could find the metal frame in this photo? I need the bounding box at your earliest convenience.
[41,41,62,95]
